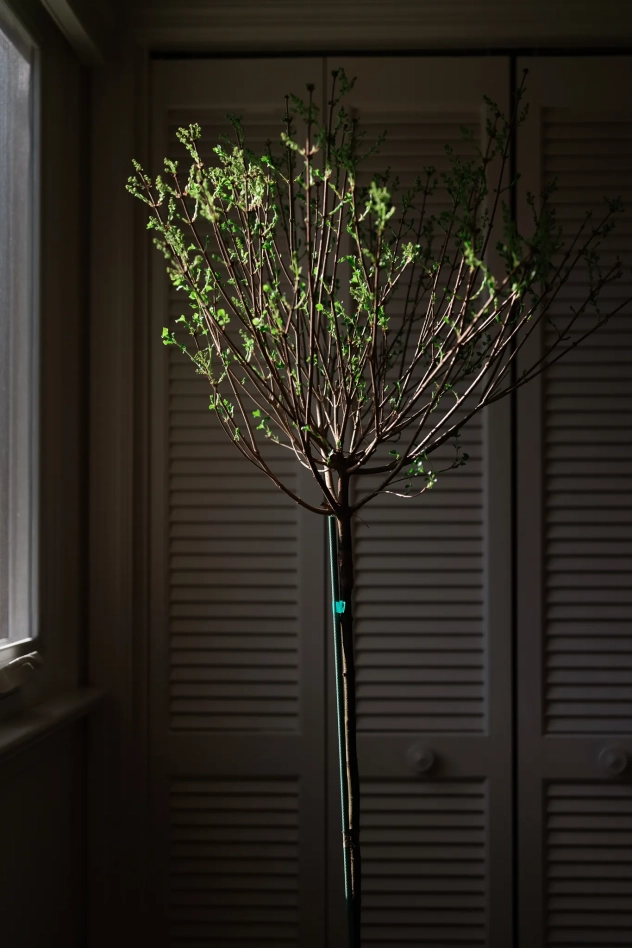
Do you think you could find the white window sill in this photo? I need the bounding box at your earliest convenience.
[0,688,105,763]
[0,650,44,696]
[0,638,39,665]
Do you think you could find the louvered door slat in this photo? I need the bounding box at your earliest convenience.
[362,780,488,948]
[547,784,632,948]
[170,779,299,946]
[168,380,300,731]
[355,449,485,733]
[352,107,486,735]
[165,106,302,733]
[541,111,632,736]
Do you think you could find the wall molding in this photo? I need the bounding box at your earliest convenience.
[89,41,152,947]
[39,0,117,63]
[126,0,632,52]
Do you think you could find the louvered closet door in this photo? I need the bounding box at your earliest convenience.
[516,58,632,948]
[327,58,512,948]
[149,59,327,948]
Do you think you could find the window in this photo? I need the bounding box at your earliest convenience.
[0,5,38,654]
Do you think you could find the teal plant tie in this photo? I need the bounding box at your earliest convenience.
[335,600,346,614]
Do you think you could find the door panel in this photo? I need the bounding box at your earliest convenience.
[149,58,327,948]
[327,57,512,948]
[516,56,632,948]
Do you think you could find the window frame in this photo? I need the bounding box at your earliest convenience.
[0,0,40,666]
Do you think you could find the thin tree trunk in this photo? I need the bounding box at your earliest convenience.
[336,493,362,945]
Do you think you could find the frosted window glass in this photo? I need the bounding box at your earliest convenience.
[0,16,35,646]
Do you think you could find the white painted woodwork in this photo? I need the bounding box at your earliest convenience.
[546,783,632,947]
[516,56,632,948]
[167,123,302,732]
[150,58,327,948]
[170,778,300,945]
[327,57,511,948]
[40,0,116,64]
[126,0,632,50]
[350,108,487,736]
[148,52,632,948]
[361,779,489,946]
[150,55,511,948]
